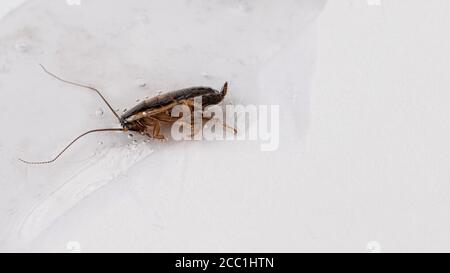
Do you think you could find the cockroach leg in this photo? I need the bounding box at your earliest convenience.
[151,120,165,140]
[175,120,198,138]
[180,99,236,134]
[202,116,237,134]
[153,112,178,123]
[141,117,165,140]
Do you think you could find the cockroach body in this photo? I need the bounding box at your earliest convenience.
[19,65,233,165]
[120,85,228,139]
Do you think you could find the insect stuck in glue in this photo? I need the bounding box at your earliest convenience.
[19,65,236,165]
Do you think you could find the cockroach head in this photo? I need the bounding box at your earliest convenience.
[120,118,128,128]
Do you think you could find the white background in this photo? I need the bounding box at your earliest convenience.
[0,0,449,252]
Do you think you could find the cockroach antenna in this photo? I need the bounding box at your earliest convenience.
[19,65,127,165]
[38,64,122,123]
[19,128,125,165]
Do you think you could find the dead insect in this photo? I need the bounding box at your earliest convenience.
[19,65,235,165]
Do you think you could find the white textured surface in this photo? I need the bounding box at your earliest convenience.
[311,0,450,252]
[0,0,324,252]
[1,0,450,252]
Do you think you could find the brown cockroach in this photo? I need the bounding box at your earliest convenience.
[19,65,235,165]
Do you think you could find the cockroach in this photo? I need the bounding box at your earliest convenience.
[19,65,235,165]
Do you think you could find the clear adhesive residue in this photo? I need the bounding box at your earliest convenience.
[16,143,154,242]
